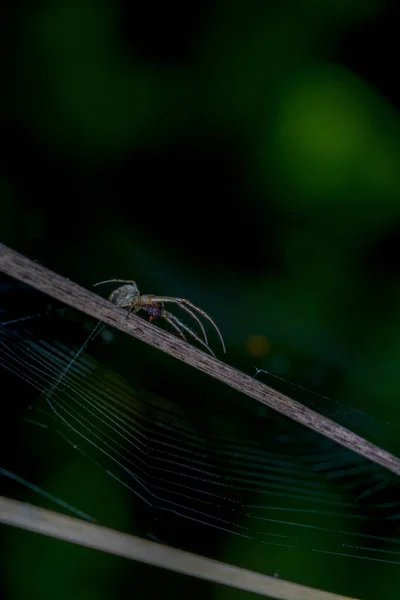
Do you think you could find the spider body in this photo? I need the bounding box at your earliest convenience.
[108,283,139,307]
[94,279,225,357]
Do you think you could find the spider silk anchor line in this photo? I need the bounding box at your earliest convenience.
[1,242,400,476]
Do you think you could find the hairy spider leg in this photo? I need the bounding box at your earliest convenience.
[144,299,208,344]
[93,279,137,287]
[127,304,214,356]
[164,315,187,341]
[162,311,216,357]
[128,295,141,315]
[122,305,141,323]
[173,303,208,344]
[150,297,226,353]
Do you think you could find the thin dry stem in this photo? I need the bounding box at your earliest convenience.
[0,496,358,600]
[1,243,400,476]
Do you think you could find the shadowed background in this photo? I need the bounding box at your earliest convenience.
[1,1,400,599]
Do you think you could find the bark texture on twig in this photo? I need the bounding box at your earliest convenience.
[1,242,399,475]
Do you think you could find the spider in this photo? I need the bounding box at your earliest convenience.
[93,279,226,357]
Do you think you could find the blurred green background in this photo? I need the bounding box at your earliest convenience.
[1,0,400,599]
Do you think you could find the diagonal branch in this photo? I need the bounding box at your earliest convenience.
[1,242,400,475]
[0,495,359,600]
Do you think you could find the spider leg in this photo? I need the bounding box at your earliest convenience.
[154,300,208,344]
[128,297,141,315]
[163,315,187,342]
[180,299,225,353]
[93,279,136,287]
[151,297,225,353]
[163,311,216,358]
[176,304,208,344]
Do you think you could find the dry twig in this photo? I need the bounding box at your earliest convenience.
[0,495,358,600]
[1,242,399,475]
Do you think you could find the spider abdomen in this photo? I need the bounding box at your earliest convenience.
[108,284,139,307]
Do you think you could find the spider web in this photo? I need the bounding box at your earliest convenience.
[1,279,400,597]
